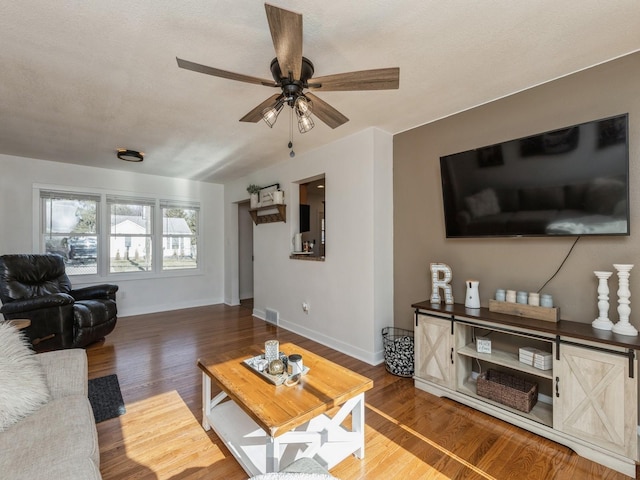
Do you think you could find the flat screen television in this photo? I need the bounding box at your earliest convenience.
[440,113,629,238]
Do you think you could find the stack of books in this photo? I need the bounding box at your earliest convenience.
[519,347,553,371]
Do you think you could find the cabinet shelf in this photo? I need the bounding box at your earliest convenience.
[457,344,553,380]
[458,378,553,427]
[249,204,286,225]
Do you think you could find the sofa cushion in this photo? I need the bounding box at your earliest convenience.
[0,395,100,471]
[495,188,520,212]
[37,349,88,399]
[0,322,50,431]
[1,457,102,480]
[564,183,588,210]
[584,177,626,215]
[464,188,500,219]
[519,186,565,210]
[507,210,559,234]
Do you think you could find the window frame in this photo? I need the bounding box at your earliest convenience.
[107,195,155,274]
[39,189,101,276]
[160,200,200,271]
[34,185,203,281]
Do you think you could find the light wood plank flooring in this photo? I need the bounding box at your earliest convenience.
[86,304,633,479]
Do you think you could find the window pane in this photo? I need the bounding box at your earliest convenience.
[110,236,153,272]
[110,203,153,273]
[42,196,98,275]
[162,206,198,270]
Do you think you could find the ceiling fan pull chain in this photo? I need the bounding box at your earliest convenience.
[289,107,295,158]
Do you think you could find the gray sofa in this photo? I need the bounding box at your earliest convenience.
[0,349,101,479]
[456,177,627,236]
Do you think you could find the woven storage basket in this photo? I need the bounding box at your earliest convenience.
[382,327,414,377]
[476,369,538,413]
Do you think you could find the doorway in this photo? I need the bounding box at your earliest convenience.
[238,201,254,309]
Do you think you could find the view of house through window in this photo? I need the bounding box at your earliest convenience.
[108,196,154,273]
[161,201,198,270]
[40,189,199,275]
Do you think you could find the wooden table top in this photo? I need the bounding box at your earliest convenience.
[412,300,640,351]
[5,319,31,330]
[198,342,373,438]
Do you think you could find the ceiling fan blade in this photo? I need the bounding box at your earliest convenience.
[176,57,276,87]
[309,67,400,91]
[239,94,283,123]
[305,93,349,129]
[265,4,303,80]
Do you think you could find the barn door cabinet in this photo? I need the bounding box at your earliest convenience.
[411,300,639,477]
[554,343,637,459]
[414,312,455,390]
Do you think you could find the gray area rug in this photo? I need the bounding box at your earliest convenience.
[88,374,126,423]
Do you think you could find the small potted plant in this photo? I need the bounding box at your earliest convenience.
[247,184,261,208]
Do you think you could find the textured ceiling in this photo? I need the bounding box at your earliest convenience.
[1,1,639,183]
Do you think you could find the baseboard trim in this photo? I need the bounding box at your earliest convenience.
[119,297,224,317]
[253,309,382,366]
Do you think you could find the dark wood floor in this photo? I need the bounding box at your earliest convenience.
[86,304,632,479]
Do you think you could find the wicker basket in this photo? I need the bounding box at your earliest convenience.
[476,369,538,413]
[382,327,414,377]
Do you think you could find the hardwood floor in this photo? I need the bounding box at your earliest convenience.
[86,304,632,479]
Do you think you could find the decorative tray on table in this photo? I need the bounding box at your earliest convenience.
[243,354,310,386]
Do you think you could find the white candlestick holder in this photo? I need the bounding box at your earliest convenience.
[592,271,614,330]
[612,264,638,336]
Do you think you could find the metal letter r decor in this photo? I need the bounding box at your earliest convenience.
[430,263,454,305]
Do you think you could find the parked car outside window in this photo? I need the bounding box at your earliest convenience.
[68,236,97,260]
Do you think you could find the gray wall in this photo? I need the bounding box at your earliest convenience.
[393,52,640,329]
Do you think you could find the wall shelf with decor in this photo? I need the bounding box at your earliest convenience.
[249,204,286,225]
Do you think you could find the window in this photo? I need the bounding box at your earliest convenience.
[39,188,200,276]
[107,196,154,273]
[41,190,100,275]
[161,201,199,270]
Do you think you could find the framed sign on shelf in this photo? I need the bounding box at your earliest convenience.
[259,183,280,206]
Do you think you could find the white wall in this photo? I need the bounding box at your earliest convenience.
[224,128,394,365]
[0,153,225,317]
[393,52,640,328]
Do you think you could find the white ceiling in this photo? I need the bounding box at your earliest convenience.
[2,1,639,183]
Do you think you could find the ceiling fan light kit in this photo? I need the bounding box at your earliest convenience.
[294,96,312,117]
[117,149,144,162]
[176,2,399,148]
[262,100,284,128]
[298,114,314,133]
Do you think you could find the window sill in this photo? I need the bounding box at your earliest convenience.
[69,268,203,284]
[289,254,325,262]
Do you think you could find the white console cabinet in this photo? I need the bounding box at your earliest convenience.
[412,301,639,477]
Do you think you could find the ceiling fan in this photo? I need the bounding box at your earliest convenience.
[176,3,399,135]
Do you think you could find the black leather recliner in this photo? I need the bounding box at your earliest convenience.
[0,254,118,351]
